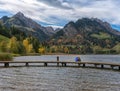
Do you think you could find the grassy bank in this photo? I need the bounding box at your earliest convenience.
[0,53,13,61]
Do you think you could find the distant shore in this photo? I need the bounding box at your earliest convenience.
[21,53,120,56]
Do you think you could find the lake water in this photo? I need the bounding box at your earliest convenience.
[14,55,120,63]
[0,55,120,91]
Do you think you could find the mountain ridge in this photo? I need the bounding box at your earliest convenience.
[0,12,120,54]
[0,12,120,41]
[0,12,55,41]
[51,18,120,53]
[54,18,120,37]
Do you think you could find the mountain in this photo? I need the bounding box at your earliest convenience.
[55,28,61,32]
[54,18,120,38]
[0,12,120,54]
[41,26,56,36]
[0,12,55,41]
[52,18,120,53]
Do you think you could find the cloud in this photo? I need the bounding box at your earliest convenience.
[46,25,63,30]
[38,0,73,9]
[0,0,120,28]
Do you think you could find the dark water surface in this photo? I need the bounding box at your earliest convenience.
[0,55,120,91]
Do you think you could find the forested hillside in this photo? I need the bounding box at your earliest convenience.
[0,23,40,54]
[49,18,120,54]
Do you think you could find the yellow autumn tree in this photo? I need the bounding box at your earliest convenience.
[28,44,34,53]
[8,36,18,53]
[49,46,58,53]
[23,38,34,53]
[38,47,45,54]
[63,47,69,53]
[23,38,29,53]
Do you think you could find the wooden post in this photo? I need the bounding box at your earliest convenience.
[61,63,63,66]
[44,62,47,66]
[57,56,59,66]
[119,66,120,70]
[94,64,98,68]
[111,65,114,69]
[78,63,80,67]
[26,62,29,66]
[64,63,66,66]
[62,62,64,66]
[4,62,9,67]
[83,63,85,67]
[101,64,104,68]
[61,63,66,67]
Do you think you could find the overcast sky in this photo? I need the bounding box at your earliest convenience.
[0,0,120,29]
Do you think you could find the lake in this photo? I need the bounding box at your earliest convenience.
[0,55,120,91]
[14,54,120,63]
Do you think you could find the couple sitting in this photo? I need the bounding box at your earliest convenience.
[75,57,81,62]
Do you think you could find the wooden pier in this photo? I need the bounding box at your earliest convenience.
[0,61,120,71]
[0,56,119,70]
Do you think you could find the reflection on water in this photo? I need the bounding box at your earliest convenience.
[0,55,120,91]
[0,67,120,91]
[14,55,120,63]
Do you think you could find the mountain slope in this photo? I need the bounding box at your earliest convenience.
[0,34,9,42]
[51,18,120,53]
[55,18,120,39]
[63,18,120,36]
[0,12,55,41]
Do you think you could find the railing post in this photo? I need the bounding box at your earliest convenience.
[4,62,9,67]
[57,56,59,66]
